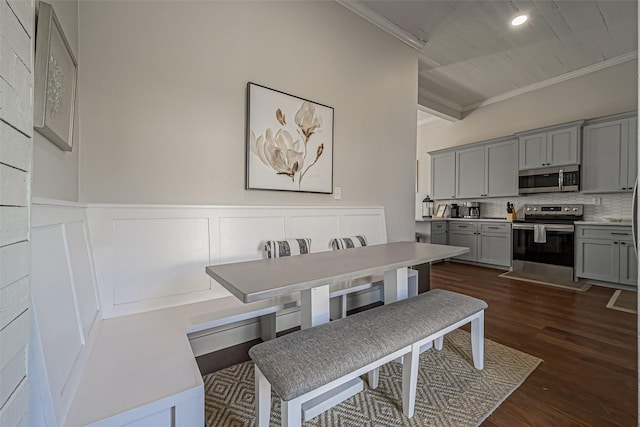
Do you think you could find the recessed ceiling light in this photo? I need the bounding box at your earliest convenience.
[511,15,528,26]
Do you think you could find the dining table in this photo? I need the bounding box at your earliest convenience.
[205,241,469,420]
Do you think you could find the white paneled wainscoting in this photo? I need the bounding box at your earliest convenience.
[29,199,390,426]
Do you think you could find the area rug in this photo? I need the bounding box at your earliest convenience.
[499,270,591,292]
[606,290,637,314]
[203,329,542,427]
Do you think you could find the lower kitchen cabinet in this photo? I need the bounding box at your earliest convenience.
[416,220,447,244]
[448,221,511,268]
[575,225,638,287]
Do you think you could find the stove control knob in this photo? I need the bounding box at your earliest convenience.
[526,207,531,211]
[573,207,579,211]
[533,208,538,211]
[564,207,570,212]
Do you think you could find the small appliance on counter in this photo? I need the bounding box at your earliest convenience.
[421,196,434,218]
[450,203,460,218]
[462,202,480,219]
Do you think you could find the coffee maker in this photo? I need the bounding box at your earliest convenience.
[463,202,480,219]
[450,203,460,218]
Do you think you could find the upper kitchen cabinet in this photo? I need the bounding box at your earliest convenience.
[517,121,583,170]
[582,111,637,193]
[431,151,456,199]
[454,138,518,199]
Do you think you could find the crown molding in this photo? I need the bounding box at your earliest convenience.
[336,0,426,50]
[463,51,638,112]
[418,88,463,112]
[417,115,440,126]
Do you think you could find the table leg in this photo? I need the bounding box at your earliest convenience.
[300,285,330,330]
[384,267,409,304]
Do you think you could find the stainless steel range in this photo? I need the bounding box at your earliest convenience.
[511,204,584,282]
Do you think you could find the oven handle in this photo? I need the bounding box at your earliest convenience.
[512,223,575,232]
[559,169,564,191]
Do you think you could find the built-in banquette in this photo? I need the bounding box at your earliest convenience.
[29,199,399,426]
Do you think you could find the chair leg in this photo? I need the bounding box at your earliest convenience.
[368,367,379,389]
[282,399,302,427]
[255,367,271,427]
[259,313,276,341]
[434,335,444,350]
[402,344,420,418]
[471,311,484,370]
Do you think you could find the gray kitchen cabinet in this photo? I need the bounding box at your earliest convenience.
[582,112,637,193]
[455,146,485,198]
[448,225,477,262]
[415,221,447,245]
[575,225,637,287]
[517,122,582,170]
[431,151,456,199]
[431,137,518,200]
[448,221,511,267]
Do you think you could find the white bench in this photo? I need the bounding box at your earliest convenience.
[249,289,487,426]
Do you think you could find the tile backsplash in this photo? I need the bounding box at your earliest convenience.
[433,192,633,221]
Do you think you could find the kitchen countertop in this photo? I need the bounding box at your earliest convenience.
[417,217,512,223]
[575,220,632,226]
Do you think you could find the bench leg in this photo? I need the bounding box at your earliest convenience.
[471,311,484,370]
[282,399,302,427]
[434,335,444,350]
[402,343,420,418]
[367,368,379,389]
[255,367,271,427]
[329,295,347,320]
[260,313,276,341]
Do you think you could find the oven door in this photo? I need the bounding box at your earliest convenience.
[512,223,575,267]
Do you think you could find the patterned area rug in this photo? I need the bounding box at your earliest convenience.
[203,329,542,427]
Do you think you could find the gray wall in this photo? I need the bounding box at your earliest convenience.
[77,1,418,242]
[416,59,638,215]
[32,0,80,201]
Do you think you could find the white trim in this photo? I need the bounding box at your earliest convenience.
[463,51,638,112]
[418,88,463,112]
[335,0,426,50]
[417,115,440,126]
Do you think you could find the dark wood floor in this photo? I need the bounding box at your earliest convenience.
[430,261,637,427]
[198,261,637,426]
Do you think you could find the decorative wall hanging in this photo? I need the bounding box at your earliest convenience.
[34,1,77,151]
[246,82,334,194]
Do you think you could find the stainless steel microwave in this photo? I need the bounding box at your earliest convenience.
[518,165,580,194]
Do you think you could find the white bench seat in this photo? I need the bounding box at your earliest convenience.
[249,289,487,427]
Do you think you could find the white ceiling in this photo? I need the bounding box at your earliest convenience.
[339,1,638,120]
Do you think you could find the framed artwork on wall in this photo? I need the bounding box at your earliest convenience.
[246,82,334,194]
[34,1,77,151]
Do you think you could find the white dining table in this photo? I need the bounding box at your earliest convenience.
[205,241,469,420]
[206,241,469,329]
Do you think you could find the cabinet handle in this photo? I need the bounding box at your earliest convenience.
[621,242,627,245]
[611,232,630,236]
[613,241,619,245]
[488,226,500,229]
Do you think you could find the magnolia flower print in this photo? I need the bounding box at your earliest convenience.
[251,100,325,188]
[251,128,304,181]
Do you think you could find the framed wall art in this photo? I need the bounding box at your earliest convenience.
[34,1,77,151]
[246,82,334,194]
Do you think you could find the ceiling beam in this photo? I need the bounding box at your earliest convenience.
[336,0,426,50]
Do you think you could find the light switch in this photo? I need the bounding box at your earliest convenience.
[334,187,342,200]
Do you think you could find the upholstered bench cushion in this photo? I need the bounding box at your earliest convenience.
[248,289,487,401]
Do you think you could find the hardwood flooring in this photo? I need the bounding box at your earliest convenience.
[198,261,637,426]
[430,261,637,427]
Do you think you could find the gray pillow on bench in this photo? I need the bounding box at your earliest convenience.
[264,238,312,259]
[330,235,367,250]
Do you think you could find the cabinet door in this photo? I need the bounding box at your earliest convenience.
[619,241,638,286]
[627,116,637,190]
[575,238,619,282]
[518,133,547,169]
[431,231,447,245]
[547,126,579,166]
[582,120,627,193]
[486,139,518,197]
[478,232,511,267]
[448,231,477,261]
[431,152,456,199]
[456,147,485,198]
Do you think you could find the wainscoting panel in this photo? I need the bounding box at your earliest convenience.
[288,214,340,252]
[341,212,387,245]
[218,215,286,262]
[113,217,212,305]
